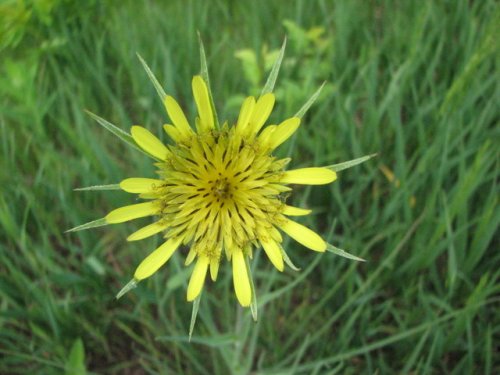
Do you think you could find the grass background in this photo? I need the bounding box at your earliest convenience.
[0,0,498,373]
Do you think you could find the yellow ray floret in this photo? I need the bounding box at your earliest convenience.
[187,256,209,301]
[236,96,256,132]
[247,93,275,136]
[210,257,220,281]
[105,201,157,224]
[131,126,169,160]
[281,167,337,185]
[163,124,183,143]
[257,124,277,146]
[267,117,300,150]
[164,95,193,137]
[120,178,163,193]
[283,205,312,216]
[134,237,183,280]
[261,240,284,271]
[279,218,326,252]
[192,76,214,132]
[127,221,168,241]
[232,249,251,306]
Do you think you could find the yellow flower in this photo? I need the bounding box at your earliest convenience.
[106,76,336,307]
[70,42,371,324]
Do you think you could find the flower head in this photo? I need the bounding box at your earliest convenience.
[71,42,371,319]
[107,75,336,306]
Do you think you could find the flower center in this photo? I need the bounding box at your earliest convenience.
[155,128,291,258]
[213,177,232,199]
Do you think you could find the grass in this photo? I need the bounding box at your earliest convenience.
[0,0,498,373]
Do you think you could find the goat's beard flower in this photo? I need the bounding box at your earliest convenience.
[106,76,336,307]
[71,46,370,320]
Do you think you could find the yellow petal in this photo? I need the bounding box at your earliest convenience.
[192,76,214,131]
[281,167,337,185]
[134,237,183,280]
[164,95,192,135]
[283,205,312,216]
[185,247,197,266]
[261,240,284,271]
[232,249,251,306]
[130,126,169,160]
[139,192,162,200]
[258,124,277,146]
[236,96,256,131]
[269,226,283,243]
[119,178,163,194]
[248,93,275,135]
[268,117,300,150]
[127,221,167,241]
[105,202,157,223]
[163,124,182,142]
[279,219,326,252]
[210,258,220,281]
[187,256,209,301]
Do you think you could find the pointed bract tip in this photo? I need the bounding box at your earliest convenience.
[65,218,108,233]
[116,279,138,300]
[189,294,202,341]
[326,243,366,262]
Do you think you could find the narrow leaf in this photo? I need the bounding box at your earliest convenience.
[65,218,108,233]
[189,293,202,341]
[326,154,377,172]
[294,82,326,118]
[158,334,235,347]
[64,338,86,375]
[326,243,365,262]
[245,255,258,321]
[261,37,287,96]
[197,33,219,128]
[259,254,322,306]
[136,53,166,101]
[116,278,138,299]
[74,184,120,191]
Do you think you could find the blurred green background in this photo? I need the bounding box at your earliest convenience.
[0,0,498,374]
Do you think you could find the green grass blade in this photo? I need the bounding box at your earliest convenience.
[64,338,86,375]
[158,334,236,347]
[260,254,322,306]
[287,298,499,372]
